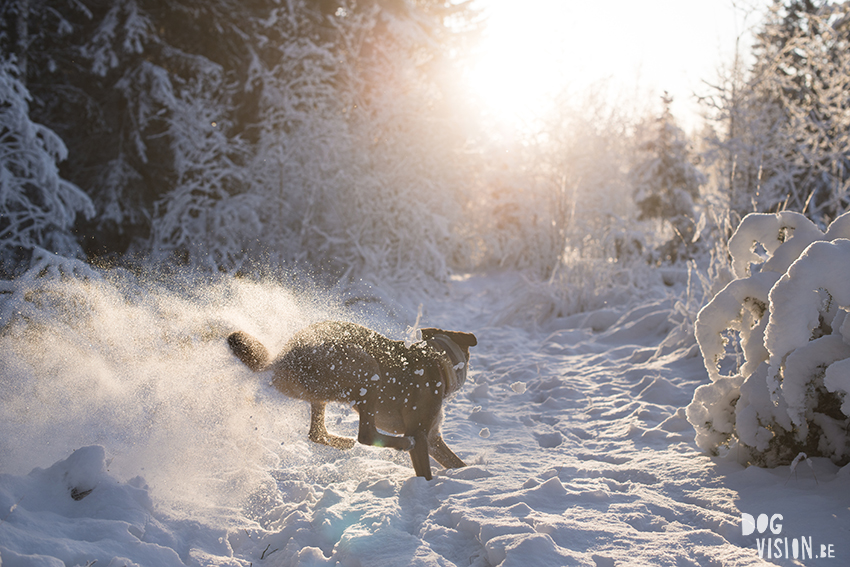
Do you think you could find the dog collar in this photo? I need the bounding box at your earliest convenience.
[427,335,468,394]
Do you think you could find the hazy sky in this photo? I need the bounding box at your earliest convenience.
[466,0,773,131]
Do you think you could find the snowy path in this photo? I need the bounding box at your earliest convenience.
[228,276,849,566]
[1,273,848,566]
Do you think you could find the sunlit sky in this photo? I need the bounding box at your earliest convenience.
[466,0,773,132]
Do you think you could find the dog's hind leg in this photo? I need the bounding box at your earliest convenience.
[309,402,355,450]
[428,434,466,469]
[356,402,415,451]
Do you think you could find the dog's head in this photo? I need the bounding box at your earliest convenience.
[420,328,477,393]
[420,328,477,359]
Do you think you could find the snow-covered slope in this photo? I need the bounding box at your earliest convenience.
[1,270,847,566]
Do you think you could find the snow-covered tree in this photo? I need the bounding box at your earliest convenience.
[630,94,706,263]
[701,0,850,223]
[688,210,850,466]
[0,59,94,276]
[3,0,476,283]
[239,0,473,285]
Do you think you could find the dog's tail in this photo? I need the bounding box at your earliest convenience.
[227,331,271,372]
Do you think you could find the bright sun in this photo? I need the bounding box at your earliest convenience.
[465,1,572,129]
[465,0,756,132]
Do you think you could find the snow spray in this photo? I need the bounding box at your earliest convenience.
[0,260,405,519]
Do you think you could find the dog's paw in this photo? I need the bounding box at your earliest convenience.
[329,435,356,450]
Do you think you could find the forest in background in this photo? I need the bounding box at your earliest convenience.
[1,0,849,302]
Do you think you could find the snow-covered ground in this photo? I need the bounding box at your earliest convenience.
[1,268,847,566]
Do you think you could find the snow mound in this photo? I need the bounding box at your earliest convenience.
[0,445,262,567]
[688,211,850,466]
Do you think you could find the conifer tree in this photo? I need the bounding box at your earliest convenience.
[630,94,706,263]
[0,59,95,275]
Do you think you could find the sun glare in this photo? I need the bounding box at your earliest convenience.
[466,2,572,130]
[466,0,756,133]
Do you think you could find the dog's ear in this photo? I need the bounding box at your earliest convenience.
[446,330,477,348]
[420,328,477,348]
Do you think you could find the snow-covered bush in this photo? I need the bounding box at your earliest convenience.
[687,210,850,466]
[0,59,94,275]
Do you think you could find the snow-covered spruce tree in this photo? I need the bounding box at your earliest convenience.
[687,210,850,466]
[148,75,262,271]
[0,0,156,258]
[2,0,265,261]
[0,58,94,276]
[629,94,706,263]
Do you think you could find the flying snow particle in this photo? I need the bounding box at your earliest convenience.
[414,369,425,376]
[360,388,367,396]
[511,381,527,394]
[370,374,380,381]
[480,428,491,438]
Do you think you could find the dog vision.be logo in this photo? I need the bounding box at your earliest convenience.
[742,513,836,560]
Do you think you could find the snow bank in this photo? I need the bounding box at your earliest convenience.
[0,445,185,567]
[688,211,850,466]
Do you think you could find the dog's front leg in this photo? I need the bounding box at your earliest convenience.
[409,432,433,480]
[309,402,355,450]
[356,401,415,451]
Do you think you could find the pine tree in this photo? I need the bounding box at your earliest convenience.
[630,94,706,263]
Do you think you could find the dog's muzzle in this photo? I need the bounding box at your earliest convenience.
[427,335,468,394]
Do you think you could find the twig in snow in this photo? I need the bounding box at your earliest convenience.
[0,496,24,526]
[260,543,279,560]
[785,452,818,485]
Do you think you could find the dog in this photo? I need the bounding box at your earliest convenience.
[227,321,477,480]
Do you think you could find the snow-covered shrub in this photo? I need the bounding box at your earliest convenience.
[0,247,104,332]
[0,59,94,275]
[687,210,850,466]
